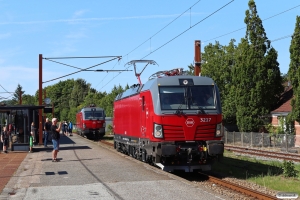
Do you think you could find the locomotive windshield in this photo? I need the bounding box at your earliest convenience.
[159,85,216,110]
[84,111,104,119]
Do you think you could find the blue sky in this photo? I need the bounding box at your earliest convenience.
[0,0,299,100]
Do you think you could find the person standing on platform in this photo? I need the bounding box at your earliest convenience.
[68,121,73,136]
[1,126,9,153]
[30,122,36,146]
[61,121,66,136]
[51,118,62,162]
[44,118,51,147]
[63,121,68,136]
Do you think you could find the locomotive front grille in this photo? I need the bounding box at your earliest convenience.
[195,124,216,139]
[163,125,184,140]
[162,124,216,140]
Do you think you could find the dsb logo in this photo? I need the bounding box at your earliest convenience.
[185,118,195,127]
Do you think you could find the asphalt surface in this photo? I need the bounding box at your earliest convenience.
[0,134,229,200]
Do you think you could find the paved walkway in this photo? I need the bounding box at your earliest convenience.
[0,152,27,194]
[0,134,228,200]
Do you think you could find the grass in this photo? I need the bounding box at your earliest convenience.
[212,150,300,194]
[102,134,114,143]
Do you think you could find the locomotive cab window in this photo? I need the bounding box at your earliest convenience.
[159,85,216,110]
[84,111,104,120]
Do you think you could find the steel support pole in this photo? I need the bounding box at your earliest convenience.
[194,40,201,76]
[44,89,46,120]
[52,103,54,118]
[39,54,43,145]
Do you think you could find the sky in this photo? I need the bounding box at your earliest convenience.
[0,0,299,100]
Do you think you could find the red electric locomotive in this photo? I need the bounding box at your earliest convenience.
[76,105,106,140]
[113,60,224,172]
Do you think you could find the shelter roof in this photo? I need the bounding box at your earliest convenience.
[0,105,45,113]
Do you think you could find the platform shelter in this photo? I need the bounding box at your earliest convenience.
[0,105,45,151]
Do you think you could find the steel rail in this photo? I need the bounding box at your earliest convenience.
[199,172,277,200]
[225,145,300,162]
[98,139,277,199]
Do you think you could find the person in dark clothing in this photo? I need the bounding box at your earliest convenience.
[61,121,66,136]
[51,118,62,162]
[1,127,9,153]
[68,121,73,136]
[44,118,51,147]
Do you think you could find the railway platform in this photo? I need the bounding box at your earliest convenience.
[0,134,230,200]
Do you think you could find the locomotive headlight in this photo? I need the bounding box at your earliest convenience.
[215,123,224,137]
[154,123,164,138]
[103,122,106,128]
[83,123,86,129]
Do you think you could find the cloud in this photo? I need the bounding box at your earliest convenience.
[73,10,89,18]
[0,13,202,25]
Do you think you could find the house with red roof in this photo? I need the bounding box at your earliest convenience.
[270,84,300,147]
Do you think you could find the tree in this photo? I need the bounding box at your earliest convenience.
[82,90,106,108]
[232,0,283,132]
[99,85,124,117]
[187,64,194,75]
[12,84,25,105]
[288,16,300,122]
[70,79,90,109]
[22,94,36,105]
[201,40,237,124]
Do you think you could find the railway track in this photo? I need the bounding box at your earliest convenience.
[225,145,300,163]
[199,172,277,200]
[99,139,277,200]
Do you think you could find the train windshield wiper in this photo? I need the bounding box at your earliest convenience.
[175,99,186,115]
[197,106,206,114]
[190,97,206,114]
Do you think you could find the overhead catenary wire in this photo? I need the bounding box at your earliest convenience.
[94,60,121,89]
[100,32,298,91]
[98,2,299,91]
[0,84,13,99]
[0,84,11,94]
[140,0,234,60]
[203,3,300,43]
[124,0,203,57]
[99,0,235,91]
[44,56,120,59]
[43,56,121,84]
[95,0,223,89]
[83,69,132,72]
[2,2,297,97]
[43,56,122,70]
[44,58,82,70]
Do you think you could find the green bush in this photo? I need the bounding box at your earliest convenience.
[107,124,113,134]
[282,160,298,178]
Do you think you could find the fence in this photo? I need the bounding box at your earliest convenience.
[222,132,300,152]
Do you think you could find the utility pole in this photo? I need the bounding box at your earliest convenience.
[52,103,54,118]
[44,89,46,120]
[39,54,43,145]
[194,40,201,76]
